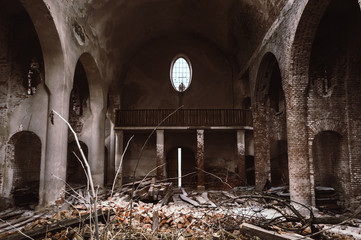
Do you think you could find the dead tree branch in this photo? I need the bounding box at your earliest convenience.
[51,109,100,240]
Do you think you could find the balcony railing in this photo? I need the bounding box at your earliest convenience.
[115,109,253,127]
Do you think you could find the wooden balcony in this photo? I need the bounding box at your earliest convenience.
[115,109,253,129]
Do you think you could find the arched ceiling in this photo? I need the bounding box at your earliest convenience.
[82,0,287,82]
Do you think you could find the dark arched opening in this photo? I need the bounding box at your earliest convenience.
[245,155,255,186]
[69,61,90,137]
[256,53,288,187]
[270,140,289,186]
[11,131,41,208]
[67,141,88,186]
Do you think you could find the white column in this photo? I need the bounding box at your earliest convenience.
[108,121,116,184]
[114,130,124,186]
[237,130,246,185]
[89,109,105,187]
[41,89,70,206]
[156,130,166,179]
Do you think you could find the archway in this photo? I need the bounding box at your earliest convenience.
[9,131,41,208]
[67,141,88,186]
[166,147,196,187]
[69,61,90,137]
[254,52,288,188]
[78,53,106,186]
[305,0,360,206]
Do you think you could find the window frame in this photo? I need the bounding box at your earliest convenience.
[169,54,193,92]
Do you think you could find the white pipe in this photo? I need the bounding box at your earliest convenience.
[178,148,182,188]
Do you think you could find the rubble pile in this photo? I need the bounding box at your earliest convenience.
[0,181,360,240]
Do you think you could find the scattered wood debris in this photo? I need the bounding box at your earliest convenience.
[0,181,360,240]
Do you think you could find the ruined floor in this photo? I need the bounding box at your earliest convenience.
[0,181,360,240]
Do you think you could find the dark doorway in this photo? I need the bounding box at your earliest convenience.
[270,140,289,186]
[11,131,41,208]
[67,141,88,186]
[245,155,255,186]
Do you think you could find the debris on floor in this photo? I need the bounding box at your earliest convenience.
[0,181,360,240]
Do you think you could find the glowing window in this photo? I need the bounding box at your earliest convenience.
[170,55,192,92]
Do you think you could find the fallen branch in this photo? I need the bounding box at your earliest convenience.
[195,167,232,189]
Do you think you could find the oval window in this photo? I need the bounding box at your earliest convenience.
[170,55,192,92]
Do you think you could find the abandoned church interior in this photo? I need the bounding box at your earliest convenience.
[1,0,361,216]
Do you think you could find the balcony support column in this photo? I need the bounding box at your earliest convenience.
[156,130,166,179]
[236,130,246,185]
[114,130,124,187]
[196,129,205,190]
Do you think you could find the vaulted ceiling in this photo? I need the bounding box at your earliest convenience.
[83,0,287,80]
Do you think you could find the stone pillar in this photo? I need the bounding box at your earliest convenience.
[253,103,271,190]
[108,121,116,184]
[196,129,205,190]
[89,109,105,188]
[286,87,312,206]
[156,130,166,179]
[308,138,316,207]
[41,89,70,206]
[114,130,124,186]
[236,130,246,185]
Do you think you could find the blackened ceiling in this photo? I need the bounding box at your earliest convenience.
[82,0,287,85]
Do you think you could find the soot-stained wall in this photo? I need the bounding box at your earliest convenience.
[122,132,157,182]
[121,35,236,110]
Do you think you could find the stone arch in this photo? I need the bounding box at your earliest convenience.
[77,53,106,186]
[6,131,41,207]
[78,53,105,113]
[17,0,67,207]
[290,0,331,87]
[69,61,90,138]
[255,52,285,108]
[309,119,345,139]
[253,52,288,188]
[20,0,65,90]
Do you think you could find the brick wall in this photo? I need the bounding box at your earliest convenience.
[306,0,361,206]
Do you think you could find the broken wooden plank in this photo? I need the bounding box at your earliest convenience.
[159,183,173,206]
[0,213,44,235]
[222,191,237,199]
[2,209,111,240]
[133,185,150,198]
[201,192,216,208]
[0,210,25,220]
[195,195,207,205]
[179,194,200,207]
[240,223,313,240]
[122,178,152,187]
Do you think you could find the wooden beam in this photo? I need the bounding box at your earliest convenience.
[240,223,313,240]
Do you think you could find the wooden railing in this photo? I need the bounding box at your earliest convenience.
[115,109,253,127]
